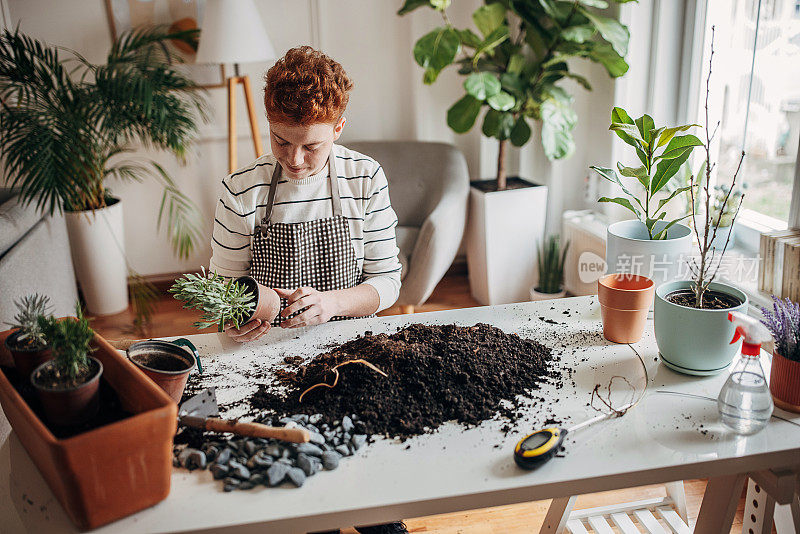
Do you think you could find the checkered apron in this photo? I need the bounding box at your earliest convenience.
[251,156,372,326]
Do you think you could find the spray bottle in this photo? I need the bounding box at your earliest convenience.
[717,311,774,435]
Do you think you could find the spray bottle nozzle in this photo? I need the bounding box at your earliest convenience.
[727,311,772,357]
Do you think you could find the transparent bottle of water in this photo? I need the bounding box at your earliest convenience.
[717,355,773,435]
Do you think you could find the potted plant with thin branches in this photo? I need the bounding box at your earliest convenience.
[0,27,207,316]
[590,108,701,287]
[3,294,53,376]
[169,268,281,332]
[399,0,633,304]
[654,28,748,376]
[531,235,569,300]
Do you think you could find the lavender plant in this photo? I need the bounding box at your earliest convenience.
[169,267,255,331]
[6,294,52,349]
[761,296,800,363]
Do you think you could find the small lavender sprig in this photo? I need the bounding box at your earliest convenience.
[168,267,255,331]
[761,296,800,363]
[5,294,52,349]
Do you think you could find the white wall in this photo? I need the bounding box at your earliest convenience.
[8,0,616,276]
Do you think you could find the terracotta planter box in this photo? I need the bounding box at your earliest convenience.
[0,328,177,530]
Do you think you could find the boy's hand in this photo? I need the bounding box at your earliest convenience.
[225,318,271,342]
[275,287,340,328]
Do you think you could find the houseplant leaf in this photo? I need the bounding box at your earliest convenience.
[447,94,482,133]
[510,116,532,146]
[413,27,460,71]
[487,90,515,111]
[398,0,432,15]
[580,8,629,56]
[561,24,595,43]
[464,72,501,101]
[473,2,506,37]
[656,124,700,148]
[589,42,629,77]
[658,134,704,160]
[598,196,642,219]
[651,147,694,194]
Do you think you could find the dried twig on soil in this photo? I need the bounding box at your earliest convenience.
[298,359,387,403]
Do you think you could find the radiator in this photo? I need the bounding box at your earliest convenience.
[562,210,608,296]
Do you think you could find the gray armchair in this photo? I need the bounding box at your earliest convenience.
[346,141,469,308]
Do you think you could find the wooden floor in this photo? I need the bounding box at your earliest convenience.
[87,273,756,533]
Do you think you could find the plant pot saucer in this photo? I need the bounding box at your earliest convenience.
[659,353,731,376]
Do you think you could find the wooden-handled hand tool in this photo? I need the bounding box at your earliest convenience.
[178,387,310,443]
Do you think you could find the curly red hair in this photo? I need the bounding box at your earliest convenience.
[264,46,353,125]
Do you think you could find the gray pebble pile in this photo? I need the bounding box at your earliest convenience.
[173,414,368,491]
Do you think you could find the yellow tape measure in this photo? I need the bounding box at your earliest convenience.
[513,402,636,470]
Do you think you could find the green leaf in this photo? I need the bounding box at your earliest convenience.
[593,165,645,211]
[598,196,642,219]
[651,146,693,194]
[500,72,525,97]
[474,25,510,59]
[656,124,699,148]
[413,27,460,70]
[561,25,595,43]
[611,107,635,125]
[617,161,649,192]
[496,112,515,140]
[447,94,482,133]
[645,212,666,233]
[464,72,501,100]
[457,29,483,48]
[540,88,577,160]
[610,122,647,147]
[652,215,691,240]
[473,3,506,37]
[423,67,440,84]
[578,0,609,7]
[487,90,515,111]
[430,0,450,10]
[655,185,692,214]
[507,53,526,74]
[579,8,629,56]
[398,0,432,15]
[482,108,502,137]
[658,134,704,160]
[566,72,592,90]
[589,42,629,77]
[510,116,531,146]
[635,114,655,144]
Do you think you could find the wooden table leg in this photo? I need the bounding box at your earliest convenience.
[694,473,747,534]
[539,495,577,534]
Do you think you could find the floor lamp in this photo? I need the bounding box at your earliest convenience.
[195,0,275,173]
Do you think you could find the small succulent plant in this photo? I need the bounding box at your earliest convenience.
[169,267,255,331]
[37,303,95,379]
[6,294,52,350]
[761,296,800,363]
[536,236,569,294]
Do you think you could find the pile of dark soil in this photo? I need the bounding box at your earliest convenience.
[250,323,557,439]
[666,289,743,310]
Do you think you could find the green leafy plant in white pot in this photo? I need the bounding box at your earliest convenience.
[399,0,633,304]
[654,30,748,376]
[590,108,701,288]
[0,27,207,316]
[531,235,569,300]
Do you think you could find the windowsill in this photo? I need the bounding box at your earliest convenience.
[716,245,772,314]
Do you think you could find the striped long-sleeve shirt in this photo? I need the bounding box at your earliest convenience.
[209,144,402,312]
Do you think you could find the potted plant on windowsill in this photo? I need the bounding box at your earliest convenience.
[168,268,281,332]
[3,294,53,376]
[530,235,569,300]
[399,0,632,304]
[590,108,701,288]
[654,30,748,376]
[760,296,800,413]
[0,27,207,316]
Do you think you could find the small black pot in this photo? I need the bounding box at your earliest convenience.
[4,330,53,379]
[31,357,103,426]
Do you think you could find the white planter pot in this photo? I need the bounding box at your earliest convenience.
[530,287,566,301]
[466,180,548,305]
[606,220,692,288]
[65,199,129,315]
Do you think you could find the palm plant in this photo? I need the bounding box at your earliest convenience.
[0,26,207,258]
[169,268,256,331]
[6,294,52,350]
[536,235,569,294]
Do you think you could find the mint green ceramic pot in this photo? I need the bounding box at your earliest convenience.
[654,280,748,376]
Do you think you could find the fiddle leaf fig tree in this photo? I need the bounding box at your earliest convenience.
[399,0,635,191]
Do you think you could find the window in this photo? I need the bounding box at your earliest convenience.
[694,0,800,233]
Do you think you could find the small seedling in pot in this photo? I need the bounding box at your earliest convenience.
[36,305,96,382]
[169,267,256,332]
[536,236,569,295]
[6,294,52,350]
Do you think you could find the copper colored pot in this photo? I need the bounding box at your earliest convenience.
[770,351,800,413]
[127,339,198,403]
[235,276,281,324]
[4,330,53,378]
[31,357,103,426]
[598,274,655,343]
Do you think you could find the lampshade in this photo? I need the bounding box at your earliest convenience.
[195,0,276,65]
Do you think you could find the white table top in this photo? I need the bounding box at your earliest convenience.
[1,296,799,533]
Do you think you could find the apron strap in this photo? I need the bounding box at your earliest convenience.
[261,162,282,225]
[328,152,343,217]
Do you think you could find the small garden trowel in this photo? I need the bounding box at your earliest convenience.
[178,388,310,443]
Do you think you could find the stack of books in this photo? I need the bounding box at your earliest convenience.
[759,229,800,300]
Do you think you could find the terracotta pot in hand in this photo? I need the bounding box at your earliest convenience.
[598,274,655,344]
[234,276,281,325]
[770,351,800,413]
[4,330,52,377]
